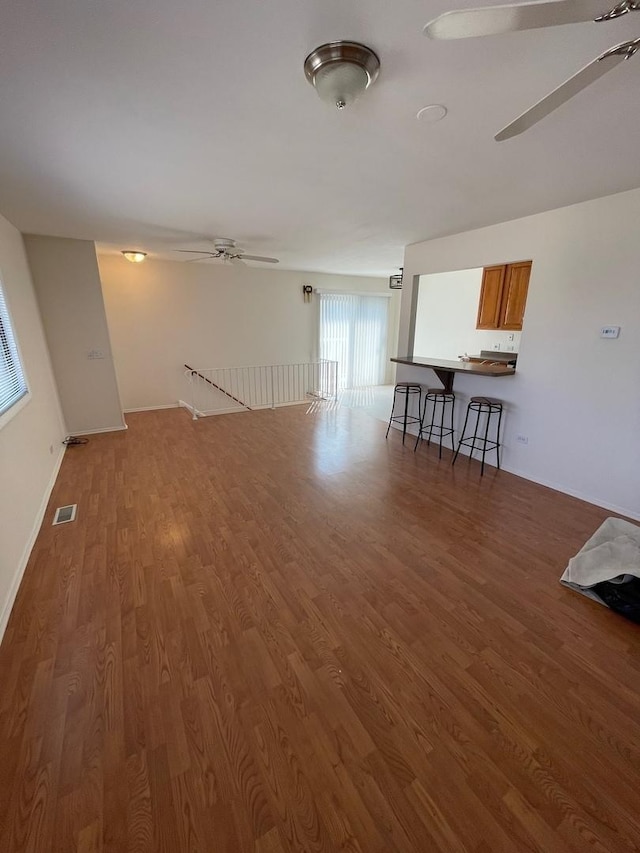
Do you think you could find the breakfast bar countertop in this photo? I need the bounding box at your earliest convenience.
[391,355,515,393]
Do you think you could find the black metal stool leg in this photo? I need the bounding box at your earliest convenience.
[452,404,470,466]
[453,397,503,473]
[414,394,427,451]
[385,390,396,438]
[437,398,446,459]
[449,397,455,452]
[387,385,422,444]
[402,387,410,445]
[416,391,454,458]
[495,405,503,470]
[480,404,491,476]
[425,396,434,446]
[471,405,482,465]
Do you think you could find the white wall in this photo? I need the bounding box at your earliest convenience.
[414,268,523,360]
[398,187,640,520]
[0,215,66,639]
[97,255,400,410]
[24,236,125,435]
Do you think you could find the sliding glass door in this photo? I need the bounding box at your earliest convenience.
[318,293,389,390]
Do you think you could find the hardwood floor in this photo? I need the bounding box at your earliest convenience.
[1,404,640,852]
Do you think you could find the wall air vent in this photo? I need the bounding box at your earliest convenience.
[52,504,77,525]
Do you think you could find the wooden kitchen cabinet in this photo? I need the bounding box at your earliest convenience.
[500,261,531,330]
[476,265,506,329]
[476,260,531,331]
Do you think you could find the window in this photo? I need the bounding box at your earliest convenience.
[318,292,389,390]
[0,280,29,421]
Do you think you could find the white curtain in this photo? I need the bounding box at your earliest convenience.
[318,293,389,390]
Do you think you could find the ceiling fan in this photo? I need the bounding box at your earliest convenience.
[424,0,640,140]
[175,237,279,264]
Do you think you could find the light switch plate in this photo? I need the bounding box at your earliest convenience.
[88,349,105,359]
[600,326,620,339]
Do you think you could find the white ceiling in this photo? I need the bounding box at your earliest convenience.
[1,0,640,276]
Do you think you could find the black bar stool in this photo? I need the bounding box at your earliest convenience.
[452,396,503,476]
[414,388,455,458]
[386,382,422,445]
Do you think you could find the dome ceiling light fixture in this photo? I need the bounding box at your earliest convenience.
[122,250,147,263]
[304,41,380,110]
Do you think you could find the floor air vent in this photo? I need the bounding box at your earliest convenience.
[52,504,77,525]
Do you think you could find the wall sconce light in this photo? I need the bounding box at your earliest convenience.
[389,268,403,289]
[303,284,313,303]
[122,250,147,263]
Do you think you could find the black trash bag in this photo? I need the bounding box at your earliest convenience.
[592,577,640,624]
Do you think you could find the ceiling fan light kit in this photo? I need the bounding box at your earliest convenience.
[304,41,380,109]
[424,0,640,140]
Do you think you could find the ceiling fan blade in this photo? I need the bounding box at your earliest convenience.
[230,256,247,266]
[175,249,224,263]
[237,254,280,264]
[495,44,631,140]
[175,249,217,256]
[425,0,612,39]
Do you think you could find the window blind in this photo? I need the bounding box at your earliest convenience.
[0,281,28,418]
[318,292,389,390]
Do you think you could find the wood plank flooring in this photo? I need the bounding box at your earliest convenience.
[1,404,640,852]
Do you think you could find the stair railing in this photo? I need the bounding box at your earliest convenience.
[182,360,338,419]
[184,364,252,413]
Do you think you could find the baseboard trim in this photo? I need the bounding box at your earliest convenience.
[391,421,639,521]
[197,406,246,417]
[180,400,309,419]
[501,464,640,522]
[123,404,179,413]
[69,424,128,436]
[0,444,66,643]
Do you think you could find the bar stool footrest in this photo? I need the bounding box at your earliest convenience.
[389,415,421,426]
[458,437,500,452]
[420,426,455,439]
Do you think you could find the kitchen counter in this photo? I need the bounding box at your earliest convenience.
[471,350,517,363]
[391,356,515,393]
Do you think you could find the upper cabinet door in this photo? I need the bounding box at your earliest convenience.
[476,265,506,329]
[500,261,531,330]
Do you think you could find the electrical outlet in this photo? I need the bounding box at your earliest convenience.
[88,349,104,359]
[515,434,529,445]
[600,326,620,339]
